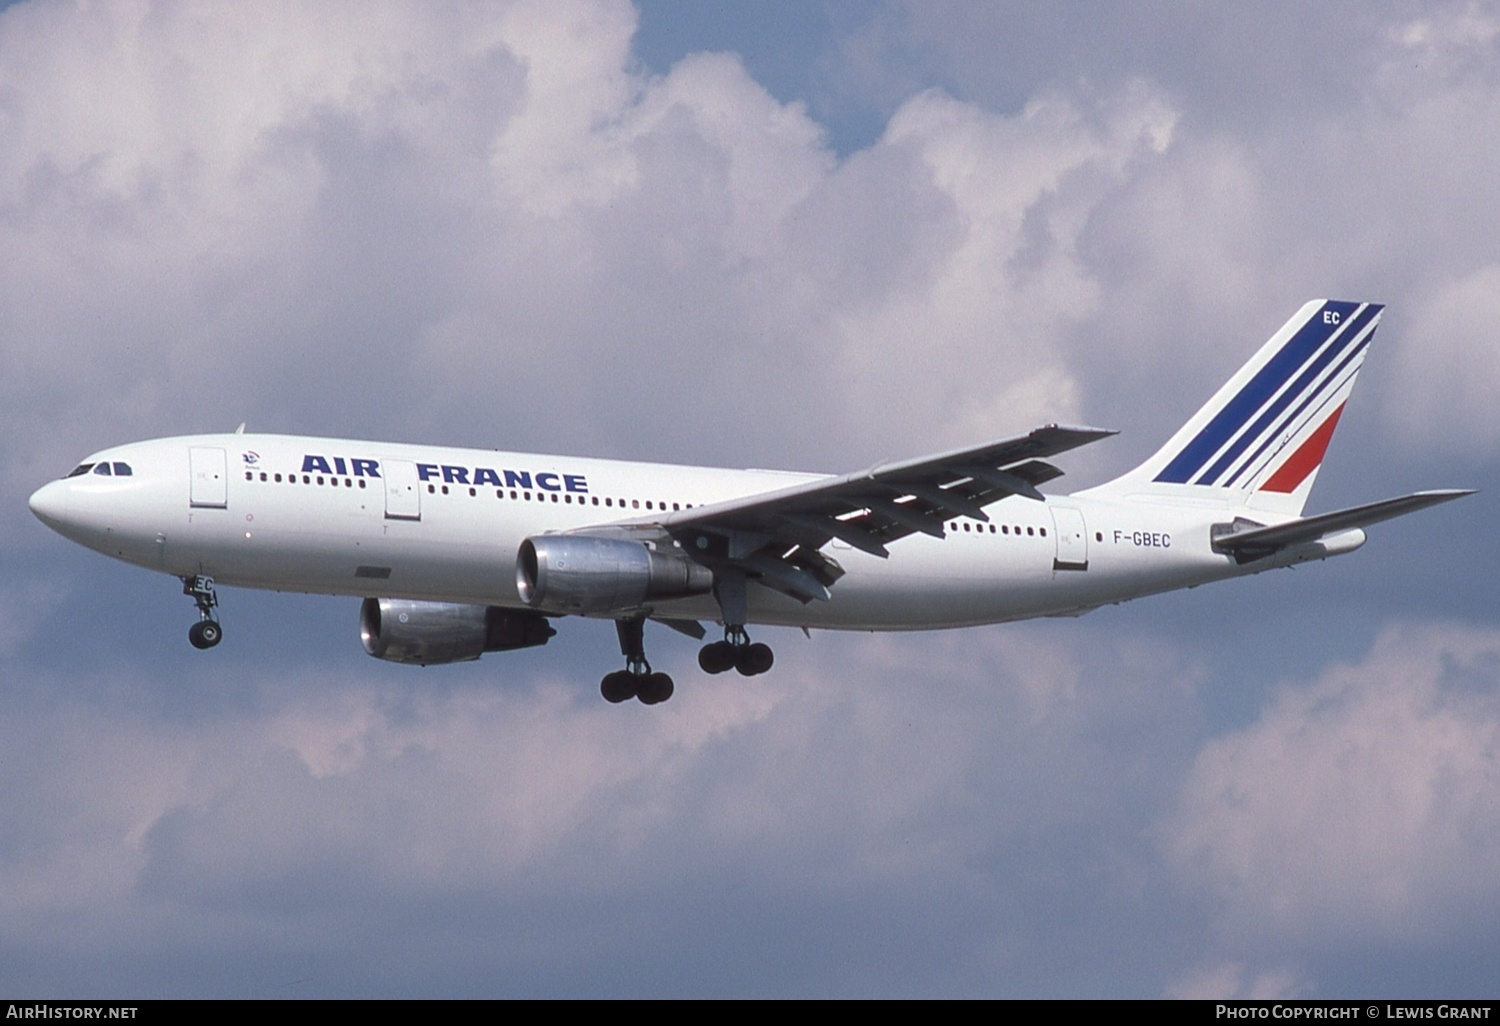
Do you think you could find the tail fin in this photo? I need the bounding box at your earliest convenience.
[1084,300,1383,516]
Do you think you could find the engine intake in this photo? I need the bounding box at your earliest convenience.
[516,535,713,615]
[360,598,555,665]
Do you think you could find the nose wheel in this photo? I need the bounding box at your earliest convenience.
[182,575,222,650]
[188,619,222,649]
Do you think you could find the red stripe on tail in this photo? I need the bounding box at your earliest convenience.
[1260,403,1346,494]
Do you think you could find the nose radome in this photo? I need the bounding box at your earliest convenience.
[28,480,69,529]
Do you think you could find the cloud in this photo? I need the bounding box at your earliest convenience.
[1388,265,1500,456]
[0,0,1188,502]
[2,0,1497,998]
[1164,962,1308,1001]
[0,624,1206,996]
[1164,623,1500,946]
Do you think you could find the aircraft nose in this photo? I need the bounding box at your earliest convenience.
[28,480,71,531]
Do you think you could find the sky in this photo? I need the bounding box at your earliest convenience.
[2,0,1498,999]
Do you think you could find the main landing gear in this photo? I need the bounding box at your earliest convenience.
[182,574,222,650]
[601,617,675,705]
[697,626,774,677]
[695,570,773,677]
[598,572,775,704]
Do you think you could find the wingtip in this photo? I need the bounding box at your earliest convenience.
[1045,423,1119,438]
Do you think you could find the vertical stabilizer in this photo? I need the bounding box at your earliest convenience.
[1082,300,1383,516]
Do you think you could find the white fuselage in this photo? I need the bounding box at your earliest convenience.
[28,433,1358,632]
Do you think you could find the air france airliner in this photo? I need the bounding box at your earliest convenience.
[28,301,1470,705]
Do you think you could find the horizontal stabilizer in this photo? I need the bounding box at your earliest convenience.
[1213,489,1474,563]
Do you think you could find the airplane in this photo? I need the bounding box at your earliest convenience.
[28,300,1471,705]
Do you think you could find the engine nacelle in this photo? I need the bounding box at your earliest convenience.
[360,598,555,666]
[516,535,713,615]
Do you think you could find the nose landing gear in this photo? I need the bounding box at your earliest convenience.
[182,575,222,649]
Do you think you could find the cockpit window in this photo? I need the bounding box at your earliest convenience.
[93,463,113,476]
[66,464,95,478]
[112,462,132,476]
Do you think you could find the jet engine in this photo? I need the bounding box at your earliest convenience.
[516,535,713,615]
[360,598,555,665]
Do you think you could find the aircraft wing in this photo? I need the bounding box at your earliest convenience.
[1212,489,1475,564]
[629,424,1116,603]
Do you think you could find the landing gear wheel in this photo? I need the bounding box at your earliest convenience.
[698,640,736,675]
[735,642,774,677]
[637,673,675,705]
[188,620,222,650]
[601,670,637,704]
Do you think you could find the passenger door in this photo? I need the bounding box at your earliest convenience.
[188,447,228,508]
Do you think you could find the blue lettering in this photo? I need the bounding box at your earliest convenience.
[333,456,348,475]
[473,467,502,487]
[504,470,532,489]
[442,465,470,485]
[351,458,380,478]
[564,474,588,493]
[302,455,333,474]
[417,463,440,481]
[536,472,561,492]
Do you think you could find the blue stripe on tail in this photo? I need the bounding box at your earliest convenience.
[1195,303,1379,486]
[1153,300,1361,484]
